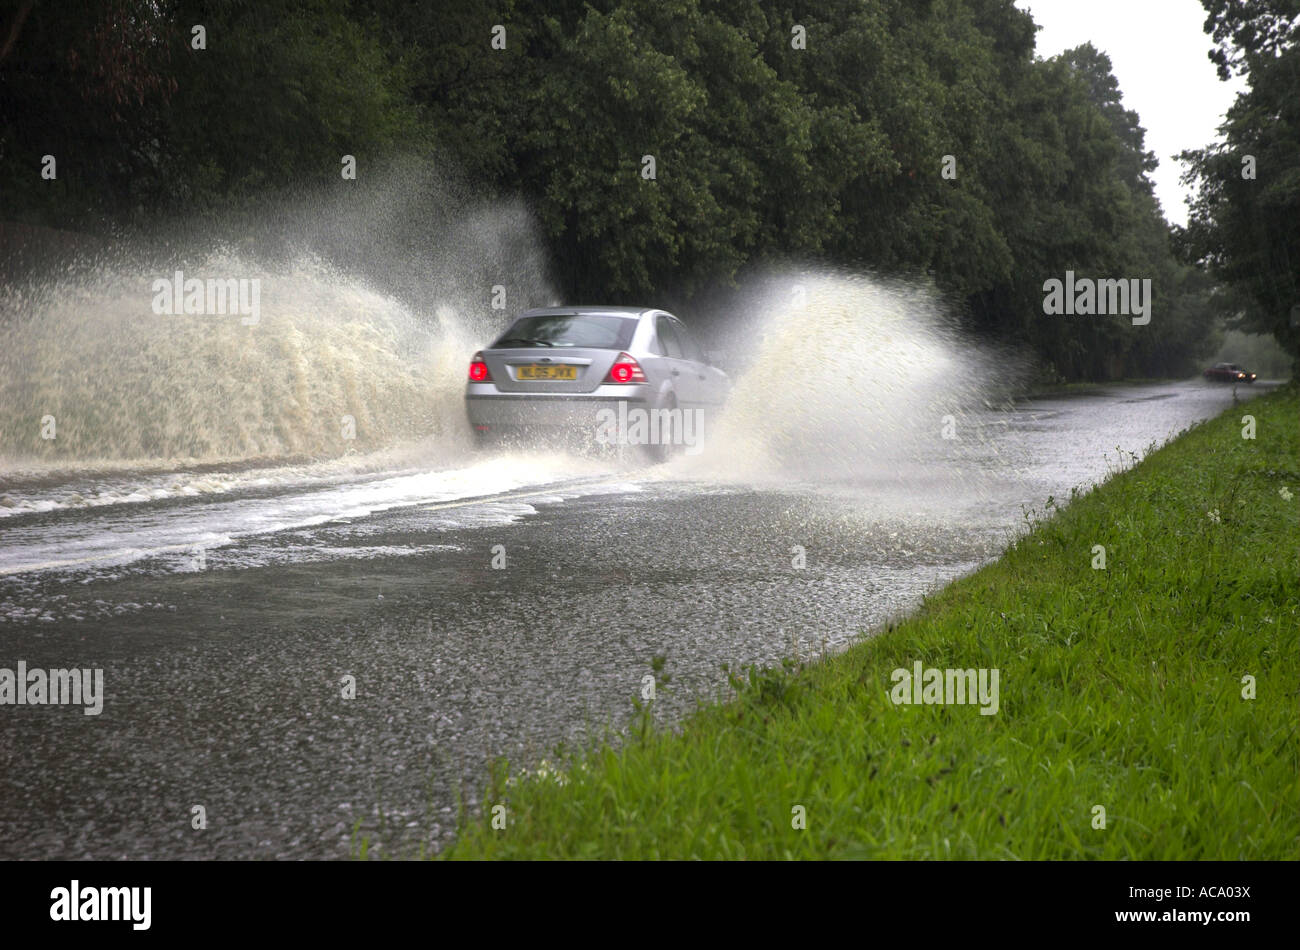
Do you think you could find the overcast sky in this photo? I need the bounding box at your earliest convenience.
[1014,0,1247,226]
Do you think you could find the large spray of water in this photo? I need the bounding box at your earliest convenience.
[684,269,1024,483]
[0,164,555,474]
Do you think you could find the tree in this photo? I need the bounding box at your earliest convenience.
[1179,0,1300,360]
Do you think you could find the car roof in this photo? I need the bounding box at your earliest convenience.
[515,305,660,319]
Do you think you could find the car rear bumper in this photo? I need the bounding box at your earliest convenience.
[465,384,653,429]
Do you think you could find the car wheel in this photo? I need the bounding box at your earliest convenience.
[638,396,681,464]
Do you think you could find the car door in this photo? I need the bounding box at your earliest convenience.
[654,314,700,410]
[669,317,728,407]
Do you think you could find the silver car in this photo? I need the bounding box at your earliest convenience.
[465,306,729,458]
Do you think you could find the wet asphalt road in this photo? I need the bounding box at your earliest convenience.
[0,380,1274,858]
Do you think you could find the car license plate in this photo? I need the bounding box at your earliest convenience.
[517,364,576,380]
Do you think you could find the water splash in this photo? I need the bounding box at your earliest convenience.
[0,165,556,475]
[684,268,1025,483]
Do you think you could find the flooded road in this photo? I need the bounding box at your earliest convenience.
[0,379,1274,859]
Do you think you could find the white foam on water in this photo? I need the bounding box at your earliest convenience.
[0,452,637,577]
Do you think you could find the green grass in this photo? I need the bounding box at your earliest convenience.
[439,387,1300,859]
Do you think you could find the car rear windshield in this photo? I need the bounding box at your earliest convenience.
[491,314,637,350]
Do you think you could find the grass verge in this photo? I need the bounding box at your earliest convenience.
[441,387,1299,859]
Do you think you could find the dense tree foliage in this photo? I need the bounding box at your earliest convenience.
[0,0,1231,379]
[1179,0,1300,363]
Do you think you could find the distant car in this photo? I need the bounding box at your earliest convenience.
[1204,362,1256,383]
[465,306,730,458]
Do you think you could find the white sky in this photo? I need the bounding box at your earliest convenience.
[1014,0,1247,226]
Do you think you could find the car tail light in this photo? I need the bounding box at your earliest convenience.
[604,352,646,384]
[468,352,492,382]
